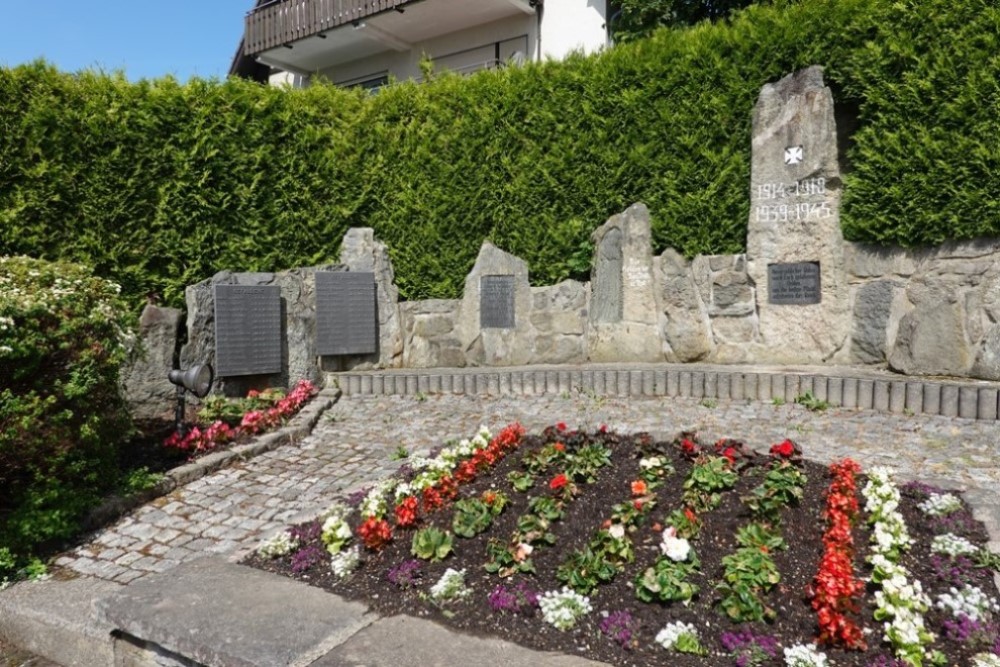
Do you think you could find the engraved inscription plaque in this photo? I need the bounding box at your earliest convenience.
[768,262,821,305]
[480,275,515,329]
[214,284,282,377]
[315,272,377,356]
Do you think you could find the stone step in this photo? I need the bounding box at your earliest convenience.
[326,365,1000,421]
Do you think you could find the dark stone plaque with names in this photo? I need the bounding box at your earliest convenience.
[768,262,821,305]
[315,272,377,356]
[213,284,282,377]
[480,275,515,329]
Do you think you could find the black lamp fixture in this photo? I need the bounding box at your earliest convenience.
[168,363,214,436]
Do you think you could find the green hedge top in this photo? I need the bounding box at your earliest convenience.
[1,0,998,308]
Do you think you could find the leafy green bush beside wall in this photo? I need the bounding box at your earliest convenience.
[0,0,998,307]
[0,256,134,568]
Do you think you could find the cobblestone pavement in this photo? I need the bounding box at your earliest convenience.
[53,393,1000,582]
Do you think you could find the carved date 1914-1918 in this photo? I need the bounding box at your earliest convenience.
[754,177,831,222]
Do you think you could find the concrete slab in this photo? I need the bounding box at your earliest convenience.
[311,615,608,667]
[94,557,374,667]
[0,574,120,667]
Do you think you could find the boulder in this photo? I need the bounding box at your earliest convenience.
[121,305,183,421]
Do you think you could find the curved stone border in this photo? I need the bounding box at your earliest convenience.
[82,389,340,531]
[330,364,1000,421]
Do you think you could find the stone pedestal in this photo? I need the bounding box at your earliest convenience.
[746,66,850,362]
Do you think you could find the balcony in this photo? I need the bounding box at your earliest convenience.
[243,0,537,75]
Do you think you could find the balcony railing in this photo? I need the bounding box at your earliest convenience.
[244,0,414,55]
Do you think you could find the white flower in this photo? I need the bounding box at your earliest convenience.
[608,524,626,540]
[972,653,1000,667]
[256,530,299,558]
[660,526,691,562]
[930,533,979,557]
[918,493,963,516]
[538,588,592,630]
[639,456,663,470]
[654,621,699,651]
[783,643,828,667]
[330,546,360,577]
[430,568,472,601]
[936,585,1000,622]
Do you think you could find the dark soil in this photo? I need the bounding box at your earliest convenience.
[245,427,1000,666]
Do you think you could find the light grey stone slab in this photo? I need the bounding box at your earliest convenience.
[889,381,907,413]
[667,370,680,397]
[372,375,385,395]
[977,388,998,420]
[679,371,692,397]
[312,615,605,667]
[417,375,430,394]
[959,387,979,419]
[95,558,373,667]
[642,370,655,396]
[812,376,828,402]
[594,370,607,395]
[360,375,372,394]
[691,372,706,399]
[705,372,718,398]
[873,380,891,411]
[857,379,874,409]
[799,376,814,397]
[745,373,760,400]
[941,385,960,417]
[923,383,941,415]
[905,383,923,414]
[731,374,745,400]
[405,375,418,395]
[429,375,442,394]
[654,370,667,395]
[784,375,800,402]
[718,373,732,400]
[841,377,857,408]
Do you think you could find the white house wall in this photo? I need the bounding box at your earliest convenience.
[540,0,608,60]
[316,15,538,87]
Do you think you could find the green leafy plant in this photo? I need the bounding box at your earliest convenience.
[557,548,619,595]
[120,467,165,495]
[772,397,787,407]
[563,443,612,483]
[527,496,565,521]
[794,391,830,412]
[390,445,410,461]
[452,498,494,538]
[507,470,535,492]
[742,460,807,520]
[683,456,739,512]
[717,547,781,622]
[411,526,453,562]
[635,555,701,603]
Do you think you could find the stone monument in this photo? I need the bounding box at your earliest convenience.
[746,66,850,362]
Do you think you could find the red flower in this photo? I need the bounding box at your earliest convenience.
[633,500,644,511]
[550,473,568,490]
[630,480,648,497]
[436,475,459,500]
[394,496,419,528]
[422,486,444,512]
[684,507,698,524]
[722,447,737,462]
[599,424,608,433]
[482,490,498,506]
[680,438,699,456]
[553,443,566,452]
[454,460,477,483]
[358,517,392,551]
[556,421,567,431]
[770,439,796,458]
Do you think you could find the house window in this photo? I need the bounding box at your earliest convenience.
[337,72,390,92]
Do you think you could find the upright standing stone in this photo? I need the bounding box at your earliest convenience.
[455,242,536,366]
[121,305,183,421]
[588,203,664,362]
[336,228,403,369]
[746,67,850,362]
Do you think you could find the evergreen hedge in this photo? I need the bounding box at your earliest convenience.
[0,0,997,307]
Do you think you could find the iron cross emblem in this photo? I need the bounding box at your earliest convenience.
[784,145,804,165]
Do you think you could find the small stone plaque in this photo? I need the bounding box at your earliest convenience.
[214,284,282,377]
[480,275,515,329]
[768,262,821,305]
[315,272,377,356]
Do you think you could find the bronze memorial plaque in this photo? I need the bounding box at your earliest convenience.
[315,272,377,356]
[213,284,282,377]
[767,262,821,305]
[480,275,515,329]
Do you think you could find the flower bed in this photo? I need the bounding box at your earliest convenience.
[163,380,318,454]
[245,425,1000,667]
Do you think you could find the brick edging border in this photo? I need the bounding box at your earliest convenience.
[330,366,1000,420]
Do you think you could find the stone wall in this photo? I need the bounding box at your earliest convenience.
[118,66,1000,408]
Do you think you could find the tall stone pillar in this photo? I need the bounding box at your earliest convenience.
[746,66,850,363]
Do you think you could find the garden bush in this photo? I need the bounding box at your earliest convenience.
[0,0,997,307]
[0,256,134,574]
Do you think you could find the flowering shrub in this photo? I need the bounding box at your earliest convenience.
[321,513,352,555]
[936,585,1000,622]
[291,545,325,573]
[1,256,134,566]
[165,380,318,452]
[387,560,422,589]
[599,610,637,649]
[538,587,592,630]
[358,517,392,551]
